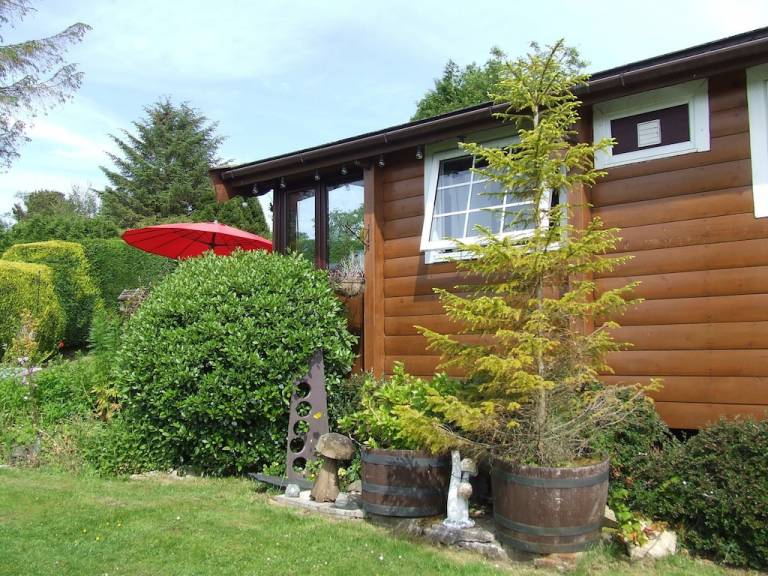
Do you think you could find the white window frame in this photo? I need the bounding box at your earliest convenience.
[747,63,768,218]
[593,79,710,169]
[420,136,551,264]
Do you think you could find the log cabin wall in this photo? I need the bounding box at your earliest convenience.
[373,70,768,429]
[377,148,464,378]
[594,70,768,429]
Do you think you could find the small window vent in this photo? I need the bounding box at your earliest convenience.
[637,119,662,148]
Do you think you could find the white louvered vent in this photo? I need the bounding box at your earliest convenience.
[637,119,662,148]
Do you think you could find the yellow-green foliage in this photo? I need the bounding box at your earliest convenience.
[399,41,651,466]
[3,241,101,347]
[0,260,64,356]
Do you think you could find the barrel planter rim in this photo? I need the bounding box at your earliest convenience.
[492,457,610,475]
[362,447,446,457]
[491,457,610,554]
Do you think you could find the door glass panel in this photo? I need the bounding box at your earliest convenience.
[287,189,316,261]
[327,179,365,270]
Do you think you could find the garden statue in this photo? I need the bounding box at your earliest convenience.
[310,432,355,502]
[443,450,477,529]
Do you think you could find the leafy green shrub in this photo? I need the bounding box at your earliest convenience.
[115,250,356,475]
[33,357,98,426]
[592,393,673,502]
[636,418,768,569]
[339,363,459,450]
[0,356,95,463]
[81,239,176,309]
[8,214,120,244]
[3,241,101,347]
[0,260,63,355]
[591,393,673,544]
[78,415,172,476]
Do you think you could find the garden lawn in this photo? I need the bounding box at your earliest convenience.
[0,469,749,576]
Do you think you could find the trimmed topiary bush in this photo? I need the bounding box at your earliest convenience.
[0,260,64,355]
[115,250,356,475]
[81,239,176,309]
[3,241,101,347]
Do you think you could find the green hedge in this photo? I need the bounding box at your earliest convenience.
[3,241,101,347]
[115,250,356,475]
[81,239,176,309]
[0,260,64,356]
[631,418,768,569]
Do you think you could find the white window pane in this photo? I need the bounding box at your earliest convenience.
[470,179,504,209]
[503,204,535,232]
[434,185,470,215]
[438,156,472,187]
[431,213,466,241]
[467,210,502,237]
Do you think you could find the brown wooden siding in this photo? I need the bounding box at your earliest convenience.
[372,70,768,429]
[593,70,768,428]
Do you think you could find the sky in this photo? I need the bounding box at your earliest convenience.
[2,0,768,220]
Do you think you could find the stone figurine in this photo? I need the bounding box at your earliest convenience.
[443,450,478,529]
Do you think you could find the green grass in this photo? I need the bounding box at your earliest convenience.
[0,469,754,576]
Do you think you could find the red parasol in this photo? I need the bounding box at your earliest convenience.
[122,221,272,259]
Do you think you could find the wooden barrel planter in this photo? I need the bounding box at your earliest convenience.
[491,459,609,554]
[361,448,450,517]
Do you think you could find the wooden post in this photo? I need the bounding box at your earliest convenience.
[363,164,385,376]
[210,171,233,203]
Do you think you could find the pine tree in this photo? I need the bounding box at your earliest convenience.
[99,98,268,234]
[398,41,653,466]
[0,1,90,168]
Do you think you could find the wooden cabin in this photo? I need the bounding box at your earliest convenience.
[210,28,768,428]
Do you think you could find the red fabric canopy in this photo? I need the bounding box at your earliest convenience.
[122,222,272,259]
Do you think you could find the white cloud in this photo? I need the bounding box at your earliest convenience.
[27,119,110,162]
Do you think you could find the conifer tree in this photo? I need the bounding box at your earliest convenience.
[399,41,651,466]
[0,1,90,168]
[99,99,268,236]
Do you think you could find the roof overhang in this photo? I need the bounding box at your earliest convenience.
[212,26,768,195]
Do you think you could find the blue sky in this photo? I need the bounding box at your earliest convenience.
[2,0,767,218]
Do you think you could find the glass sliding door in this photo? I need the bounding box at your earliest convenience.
[326,179,365,270]
[286,188,316,262]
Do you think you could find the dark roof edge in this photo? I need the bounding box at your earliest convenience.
[215,26,768,184]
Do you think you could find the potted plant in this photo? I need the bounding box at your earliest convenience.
[329,254,365,298]
[396,41,654,553]
[339,363,457,517]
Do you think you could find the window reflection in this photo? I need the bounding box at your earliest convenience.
[286,189,316,261]
[327,180,364,269]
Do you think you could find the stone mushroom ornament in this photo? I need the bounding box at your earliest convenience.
[310,433,355,503]
[443,450,478,529]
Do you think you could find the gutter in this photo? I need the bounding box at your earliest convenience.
[216,29,768,187]
[220,103,506,184]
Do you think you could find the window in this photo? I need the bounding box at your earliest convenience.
[593,79,710,168]
[327,179,364,269]
[282,174,365,268]
[747,63,768,218]
[420,138,543,264]
[286,188,316,261]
